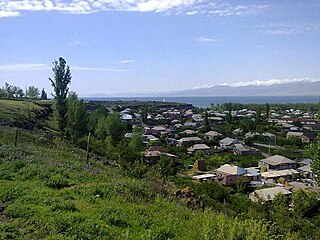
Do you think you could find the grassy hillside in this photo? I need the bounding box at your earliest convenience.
[0,99,51,128]
[0,128,276,239]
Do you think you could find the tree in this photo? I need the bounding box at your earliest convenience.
[16,88,24,98]
[265,103,270,119]
[255,107,261,124]
[40,88,47,100]
[305,109,320,185]
[26,86,40,99]
[49,57,72,136]
[141,104,148,124]
[204,110,209,127]
[65,92,88,143]
[95,113,126,146]
[129,127,144,152]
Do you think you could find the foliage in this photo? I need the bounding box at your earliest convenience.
[49,57,72,137]
[26,86,40,99]
[65,93,88,143]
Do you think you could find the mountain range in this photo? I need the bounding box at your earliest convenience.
[113,80,320,97]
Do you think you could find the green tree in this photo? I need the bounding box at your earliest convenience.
[305,109,320,185]
[40,88,47,100]
[129,127,144,152]
[265,103,270,119]
[49,57,72,137]
[255,107,261,124]
[65,92,88,143]
[95,113,126,146]
[141,104,148,124]
[26,86,40,99]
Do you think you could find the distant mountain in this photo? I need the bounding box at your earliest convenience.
[163,80,320,97]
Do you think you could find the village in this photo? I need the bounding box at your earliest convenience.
[95,100,320,203]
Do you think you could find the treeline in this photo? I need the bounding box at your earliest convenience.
[212,102,320,112]
[0,82,48,100]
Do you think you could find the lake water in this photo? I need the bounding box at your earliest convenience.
[86,96,320,108]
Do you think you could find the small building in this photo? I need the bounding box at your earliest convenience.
[192,173,216,181]
[187,144,210,154]
[249,187,292,202]
[261,169,299,182]
[181,129,196,135]
[297,164,314,179]
[177,136,202,147]
[219,137,239,148]
[216,164,247,186]
[204,131,222,140]
[233,144,260,156]
[286,131,315,143]
[193,159,207,171]
[259,155,297,171]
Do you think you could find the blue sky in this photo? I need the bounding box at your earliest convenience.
[0,0,320,96]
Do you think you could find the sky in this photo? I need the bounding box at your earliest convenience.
[0,0,320,96]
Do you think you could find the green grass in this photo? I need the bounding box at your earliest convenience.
[0,99,48,126]
[0,126,277,239]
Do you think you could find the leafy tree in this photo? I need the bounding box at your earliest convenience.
[40,88,47,100]
[156,155,176,178]
[204,110,209,127]
[255,107,261,124]
[305,109,320,185]
[129,127,144,152]
[16,88,24,98]
[65,92,88,143]
[95,113,126,146]
[26,86,40,99]
[141,104,148,124]
[49,57,72,137]
[265,103,270,119]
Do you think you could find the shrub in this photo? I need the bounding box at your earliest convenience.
[46,174,70,189]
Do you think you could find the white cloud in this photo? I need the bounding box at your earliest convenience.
[72,66,126,72]
[0,10,20,17]
[119,60,136,64]
[257,23,320,35]
[197,36,215,42]
[0,63,126,72]
[0,63,50,71]
[225,78,320,87]
[0,0,268,18]
[69,40,83,46]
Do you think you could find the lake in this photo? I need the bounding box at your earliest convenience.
[86,96,320,108]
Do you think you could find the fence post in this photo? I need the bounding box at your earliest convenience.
[86,132,91,165]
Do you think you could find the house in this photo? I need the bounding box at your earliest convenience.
[204,131,222,140]
[216,164,247,186]
[142,134,159,144]
[181,129,196,135]
[177,136,202,147]
[259,155,297,171]
[261,169,299,182]
[233,144,260,156]
[249,187,292,202]
[297,164,314,179]
[286,131,316,143]
[142,150,178,165]
[219,137,239,148]
[193,159,207,171]
[192,173,216,181]
[148,146,168,152]
[303,124,320,132]
[187,144,210,154]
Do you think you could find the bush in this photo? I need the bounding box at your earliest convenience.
[46,174,70,189]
